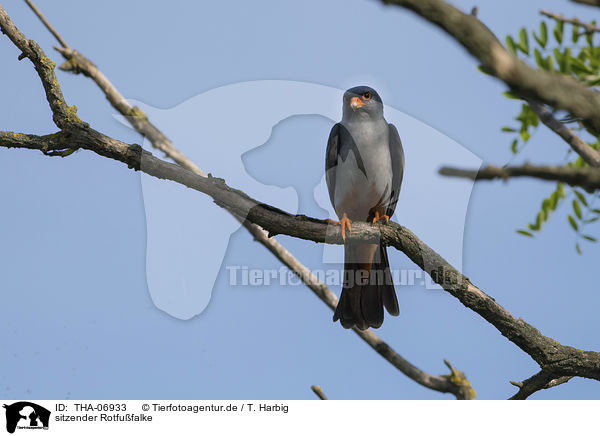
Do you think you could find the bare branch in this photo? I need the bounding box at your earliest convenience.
[240,214,473,398]
[311,385,328,400]
[540,10,600,34]
[439,164,600,191]
[526,99,600,168]
[3,126,600,383]
[23,0,69,47]
[55,46,206,176]
[509,371,574,400]
[381,0,600,133]
[442,360,476,400]
[0,6,78,129]
[19,0,204,175]
[570,0,600,7]
[9,1,472,398]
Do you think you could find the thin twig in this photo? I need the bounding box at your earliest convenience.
[23,0,69,48]
[527,99,600,168]
[311,385,328,400]
[21,0,205,176]
[440,164,600,191]
[540,10,600,34]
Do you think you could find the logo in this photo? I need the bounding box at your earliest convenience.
[3,402,50,433]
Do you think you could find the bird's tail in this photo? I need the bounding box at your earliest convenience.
[333,243,399,330]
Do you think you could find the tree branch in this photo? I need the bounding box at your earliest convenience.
[540,10,600,34]
[570,0,600,7]
[526,99,600,168]
[20,0,206,176]
[23,0,68,48]
[439,164,600,191]
[4,128,600,385]
[0,6,78,129]
[5,1,600,396]
[238,210,474,398]
[4,2,473,398]
[509,371,574,400]
[381,0,600,133]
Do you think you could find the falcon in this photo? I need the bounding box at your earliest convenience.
[325,86,405,330]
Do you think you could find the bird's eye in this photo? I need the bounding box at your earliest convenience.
[362,92,371,100]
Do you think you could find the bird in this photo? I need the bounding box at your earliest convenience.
[325,86,405,330]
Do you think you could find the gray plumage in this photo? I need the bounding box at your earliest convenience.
[325,86,404,330]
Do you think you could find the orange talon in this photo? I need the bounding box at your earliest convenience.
[340,213,352,240]
[372,211,390,224]
[325,214,352,240]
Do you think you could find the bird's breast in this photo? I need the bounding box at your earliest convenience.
[333,120,393,221]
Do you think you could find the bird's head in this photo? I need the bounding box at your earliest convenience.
[342,86,383,121]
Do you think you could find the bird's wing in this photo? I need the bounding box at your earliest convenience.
[386,123,405,218]
[325,123,341,208]
[326,123,368,211]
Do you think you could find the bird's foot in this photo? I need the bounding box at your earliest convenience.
[372,211,390,225]
[325,213,352,240]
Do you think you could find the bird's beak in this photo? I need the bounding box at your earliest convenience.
[350,96,365,110]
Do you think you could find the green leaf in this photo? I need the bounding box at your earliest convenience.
[568,214,579,231]
[554,47,570,73]
[550,191,559,209]
[576,242,582,254]
[510,139,518,154]
[533,32,544,49]
[517,229,534,237]
[573,199,583,219]
[536,211,543,228]
[592,208,600,214]
[583,235,598,242]
[540,21,548,48]
[506,35,518,55]
[534,48,544,68]
[585,216,599,223]
[553,48,563,68]
[572,24,580,44]
[574,190,588,206]
[501,126,517,132]
[502,91,521,100]
[520,129,531,142]
[554,19,564,44]
[586,76,600,87]
[519,27,529,54]
[570,57,594,75]
[557,183,565,198]
[542,198,551,212]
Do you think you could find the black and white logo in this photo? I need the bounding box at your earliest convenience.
[3,402,50,433]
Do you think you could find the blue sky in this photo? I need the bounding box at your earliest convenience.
[0,0,599,400]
